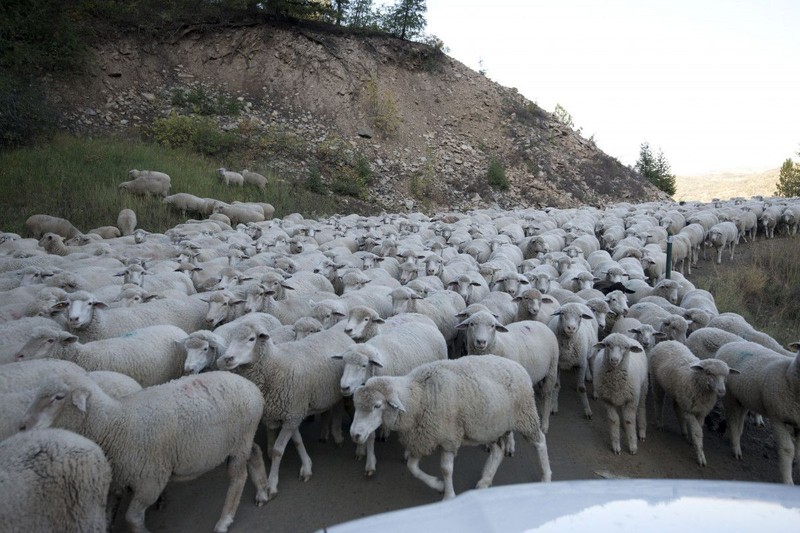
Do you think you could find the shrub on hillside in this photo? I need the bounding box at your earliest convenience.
[150,114,239,156]
[487,157,509,190]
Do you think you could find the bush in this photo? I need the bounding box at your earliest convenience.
[487,157,509,190]
[0,77,56,148]
[171,87,242,116]
[363,77,400,137]
[149,114,239,156]
[305,167,326,194]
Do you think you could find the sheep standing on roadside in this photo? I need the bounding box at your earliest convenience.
[0,428,111,532]
[716,341,800,484]
[649,340,739,466]
[708,313,794,356]
[350,356,551,500]
[20,371,269,533]
[592,333,648,455]
[706,221,739,263]
[685,327,744,360]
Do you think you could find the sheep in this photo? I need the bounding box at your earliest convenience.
[708,313,794,356]
[116,208,137,236]
[203,289,247,328]
[649,340,739,466]
[0,428,111,533]
[38,232,91,256]
[128,169,170,182]
[628,302,690,344]
[350,355,551,500]
[592,333,648,455]
[333,322,447,475]
[213,203,265,225]
[706,221,739,263]
[446,272,489,306]
[514,288,559,323]
[680,288,719,317]
[716,341,800,484]
[25,214,82,239]
[456,310,559,433]
[610,317,661,352]
[0,315,64,364]
[242,285,314,325]
[548,302,598,419]
[20,370,269,532]
[342,305,433,342]
[685,327,745,360]
[163,193,213,216]
[240,169,268,189]
[217,168,244,186]
[87,225,120,240]
[218,323,354,499]
[118,175,170,197]
[54,290,206,342]
[15,324,188,387]
[760,205,782,239]
[389,287,465,351]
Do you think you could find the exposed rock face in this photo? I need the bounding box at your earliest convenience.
[48,21,667,212]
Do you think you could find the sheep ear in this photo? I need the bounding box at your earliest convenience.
[469,282,482,287]
[92,301,109,310]
[455,318,471,330]
[581,313,594,320]
[114,271,126,277]
[629,345,644,353]
[51,301,69,311]
[728,367,741,375]
[690,364,705,372]
[330,353,344,360]
[71,389,89,413]
[495,323,509,332]
[788,342,800,353]
[541,296,557,305]
[369,359,384,368]
[654,332,668,339]
[593,341,606,351]
[61,334,79,345]
[332,311,346,318]
[280,283,295,290]
[373,317,385,324]
[629,328,642,334]
[386,394,405,412]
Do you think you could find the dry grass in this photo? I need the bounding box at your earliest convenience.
[675,168,779,202]
[689,236,800,346]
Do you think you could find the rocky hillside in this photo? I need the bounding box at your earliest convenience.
[675,168,779,202]
[46,20,667,212]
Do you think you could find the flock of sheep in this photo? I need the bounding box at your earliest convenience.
[1,173,800,532]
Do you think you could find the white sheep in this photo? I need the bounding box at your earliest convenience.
[128,169,170,182]
[88,225,121,239]
[350,355,551,500]
[680,288,719,317]
[119,175,170,197]
[592,333,648,455]
[706,221,739,263]
[708,313,794,356]
[15,324,188,387]
[628,302,690,344]
[649,340,739,466]
[456,310,559,434]
[163,193,213,216]
[117,208,137,236]
[24,214,82,239]
[240,169,268,189]
[218,323,354,499]
[20,371,268,532]
[685,327,744,360]
[716,341,800,484]
[333,321,447,475]
[514,288,559,323]
[0,428,111,532]
[55,290,206,342]
[217,167,244,186]
[389,286,465,352]
[0,315,64,364]
[213,203,265,225]
[547,302,598,418]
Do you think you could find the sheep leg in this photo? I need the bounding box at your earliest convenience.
[247,443,269,506]
[686,414,707,467]
[725,403,748,459]
[537,379,554,434]
[576,364,592,419]
[501,431,516,457]
[365,431,377,477]
[125,486,165,533]
[672,399,688,438]
[532,428,552,482]
[636,395,647,442]
[605,403,622,454]
[551,372,561,414]
[215,454,250,533]
[622,402,639,454]
[771,422,797,485]
[291,428,313,481]
[440,450,457,499]
[406,455,444,493]
[651,382,665,429]
[476,442,504,489]
[266,424,297,499]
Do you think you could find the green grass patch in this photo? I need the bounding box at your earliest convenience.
[487,157,509,190]
[0,134,339,236]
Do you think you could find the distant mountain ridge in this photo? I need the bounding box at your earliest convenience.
[675,168,779,202]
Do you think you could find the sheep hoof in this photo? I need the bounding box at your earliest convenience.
[255,491,269,507]
[300,472,312,482]
[365,469,375,478]
[267,488,278,501]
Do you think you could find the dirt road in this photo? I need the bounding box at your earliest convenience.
[117,373,782,533]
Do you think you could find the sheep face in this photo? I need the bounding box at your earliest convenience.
[605,290,629,317]
[351,383,402,444]
[311,302,345,329]
[424,257,442,277]
[448,276,482,305]
[344,307,384,342]
[244,285,270,314]
[552,305,594,338]
[399,263,420,284]
[514,290,542,317]
[334,345,383,396]
[390,288,420,315]
[456,311,507,354]
[293,318,323,340]
[531,273,551,294]
[219,325,266,369]
[692,360,738,397]
[659,316,689,344]
[16,329,77,360]
[64,295,107,329]
[629,326,659,351]
[596,334,644,368]
[19,377,85,432]
[204,292,240,328]
[180,334,225,375]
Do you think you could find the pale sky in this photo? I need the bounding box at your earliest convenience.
[424,0,800,176]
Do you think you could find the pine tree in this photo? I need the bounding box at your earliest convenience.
[635,142,676,196]
[775,155,800,197]
[381,0,426,40]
